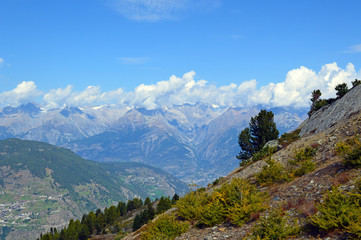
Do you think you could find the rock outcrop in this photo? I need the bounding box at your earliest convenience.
[300,84,361,136]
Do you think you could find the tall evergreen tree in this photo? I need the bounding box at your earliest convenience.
[237,110,279,163]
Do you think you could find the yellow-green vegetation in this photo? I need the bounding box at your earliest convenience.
[256,147,317,185]
[251,207,300,240]
[288,147,316,177]
[252,146,277,162]
[256,159,289,185]
[176,178,268,227]
[311,187,361,238]
[336,137,361,167]
[140,214,190,240]
[279,129,301,147]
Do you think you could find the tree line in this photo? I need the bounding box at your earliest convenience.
[37,194,179,240]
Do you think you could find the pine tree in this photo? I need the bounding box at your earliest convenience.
[237,110,279,163]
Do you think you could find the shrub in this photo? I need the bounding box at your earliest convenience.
[176,190,207,221]
[352,79,361,88]
[292,147,317,163]
[308,99,329,117]
[251,208,300,240]
[335,83,349,98]
[216,178,268,226]
[177,178,268,227]
[279,129,300,147]
[252,146,277,162]
[141,214,189,240]
[335,137,361,167]
[212,176,224,186]
[311,187,361,237]
[199,192,227,226]
[256,159,289,185]
[293,159,316,177]
[287,147,316,177]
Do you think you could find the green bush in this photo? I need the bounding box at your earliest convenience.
[311,187,361,237]
[292,147,316,163]
[251,208,300,240]
[335,137,361,167]
[288,147,316,177]
[279,129,301,147]
[176,178,268,227]
[212,176,224,186]
[293,159,316,177]
[352,79,361,88]
[176,190,207,221]
[252,146,277,162]
[141,214,189,240]
[308,99,329,116]
[256,159,289,185]
[199,193,227,226]
[214,178,268,227]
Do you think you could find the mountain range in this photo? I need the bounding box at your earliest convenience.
[0,103,308,184]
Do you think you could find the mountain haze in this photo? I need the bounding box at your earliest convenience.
[0,103,307,184]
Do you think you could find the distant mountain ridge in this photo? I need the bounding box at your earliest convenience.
[0,138,188,240]
[0,103,308,184]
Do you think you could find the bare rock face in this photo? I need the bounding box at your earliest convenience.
[300,84,361,136]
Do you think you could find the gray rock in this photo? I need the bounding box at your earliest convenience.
[263,139,281,150]
[300,84,361,136]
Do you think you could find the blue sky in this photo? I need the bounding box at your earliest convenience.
[0,0,360,109]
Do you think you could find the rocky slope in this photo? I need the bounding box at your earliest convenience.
[300,84,361,136]
[116,85,361,240]
[0,139,187,240]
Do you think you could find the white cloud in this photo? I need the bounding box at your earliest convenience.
[109,0,221,22]
[347,43,361,53]
[0,58,4,66]
[43,85,73,109]
[0,81,42,107]
[0,62,360,109]
[43,86,124,108]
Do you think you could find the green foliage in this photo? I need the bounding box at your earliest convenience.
[141,214,189,240]
[223,178,268,226]
[177,178,268,227]
[335,83,349,98]
[176,190,207,221]
[308,89,329,117]
[171,193,180,204]
[251,146,277,162]
[251,208,300,240]
[288,147,316,177]
[133,204,156,231]
[144,197,151,205]
[352,79,361,88]
[157,196,172,214]
[279,129,300,147]
[311,187,361,238]
[308,99,329,116]
[293,159,316,177]
[256,159,289,185]
[211,177,224,186]
[336,137,361,167]
[127,198,143,212]
[310,89,322,105]
[38,197,149,240]
[237,110,279,164]
[257,146,317,185]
